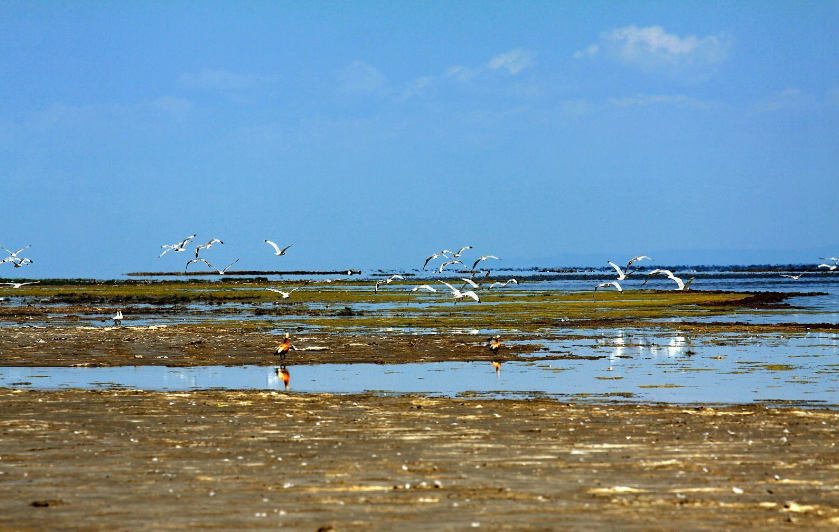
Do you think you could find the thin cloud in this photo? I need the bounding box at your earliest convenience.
[576,25,730,79]
[609,93,721,110]
[486,48,537,75]
[337,60,390,97]
[175,68,275,91]
[403,48,537,100]
[751,88,819,114]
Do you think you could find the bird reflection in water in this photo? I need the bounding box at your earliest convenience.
[276,366,290,390]
[491,360,502,378]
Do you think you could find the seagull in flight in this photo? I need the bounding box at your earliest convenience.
[1,245,30,258]
[375,274,404,293]
[10,258,33,268]
[471,255,500,271]
[489,279,518,289]
[411,284,437,293]
[607,255,652,280]
[439,260,464,274]
[159,234,196,258]
[423,253,450,270]
[780,270,811,280]
[0,281,40,289]
[452,246,472,258]
[438,280,481,303]
[185,257,212,272]
[266,287,301,299]
[460,278,480,290]
[265,240,293,256]
[205,259,240,275]
[642,269,694,290]
[195,238,224,258]
[594,281,623,294]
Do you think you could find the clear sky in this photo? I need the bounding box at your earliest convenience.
[2,1,838,277]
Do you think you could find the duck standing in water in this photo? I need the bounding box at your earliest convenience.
[275,333,296,361]
[488,336,502,374]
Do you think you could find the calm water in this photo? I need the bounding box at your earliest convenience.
[1,330,837,405]
[2,267,838,404]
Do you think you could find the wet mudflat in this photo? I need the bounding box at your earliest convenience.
[1,389,838,531]
[2,278,839,529]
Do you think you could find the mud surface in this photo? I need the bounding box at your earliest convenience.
[1,390,837,531]
[0,326,537,367]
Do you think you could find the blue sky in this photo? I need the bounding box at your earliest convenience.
[1,1,838,277]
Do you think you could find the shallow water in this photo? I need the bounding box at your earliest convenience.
[3,331,837,404]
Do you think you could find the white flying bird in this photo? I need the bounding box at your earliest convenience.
[643,269,694,290]
[11,258,33,268]
[780,271,809,280]
[195,238,224,258]
[438,280,480,303]
[818,263,838,272]
[1,245,30,258]
[460,278,480,289]
[266,287,300,299]
[439,260,464,274]
[0,281,40,289]
[159,234,196,258]
[489,279,518,289]
[185,257,212,272]
[411,284,437,293]
[455,290,481,303]
[375,274,403,293]
[423,253,450,270]
[265,240,293,256]
[452,246,472,258]
[607,255,652,280]
[205,259,240,275]
[595,281,623,294]
[471,255,500,271]
[819,257,839,265]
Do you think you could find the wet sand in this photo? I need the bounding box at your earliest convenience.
[1,389,838,531]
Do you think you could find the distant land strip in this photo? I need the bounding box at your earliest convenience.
[126,270,362,277]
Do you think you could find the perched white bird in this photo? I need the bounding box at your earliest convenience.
[439,260,464,274]
[205,259,240,275]
[423,253,450,270]
[195,238,224,257]
[159,234,196,258]
[265,240,293,256]
[112,310,124,326]
[489,279,518,289]
[411,284,437,293]
[0,281,40,289]
[266,287,300,299]
[595,281,623,294]
[471,255,500,271]
[1,245,30,258]
[607,256,652,280]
